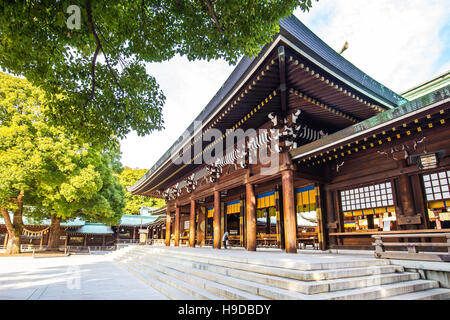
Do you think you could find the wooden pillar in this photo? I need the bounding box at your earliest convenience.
[165,208,171,246]
[3,233,8,247]
[411,174,430,229]
[132,228,136,241]
[39,233,44,250]
[174,207,180,246]
[221,201,225,239]
[213,191,221,249]
[397,160,418,230]
[275,187,285,249]
[239,197,245,248]
[197,207,205,246]
[325,189,338,247]
[315,185,326,250]
[102,235,106,247]
[83,234,87,247]
[64,234,68,249]
[246,183,256,251]
[189,200,196,248]
[282,169,297,254]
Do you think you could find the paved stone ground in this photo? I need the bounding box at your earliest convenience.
[0,254,167,300]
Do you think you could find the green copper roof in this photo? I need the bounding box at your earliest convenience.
[119,214,164,227]
[290,84,450,160]
[66,223,114,235]
[0,213,85,227]
[402,71,450,101]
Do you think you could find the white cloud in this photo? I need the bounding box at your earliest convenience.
[294,0,450,93]
[121,1,450,169]
[119,56,234,169]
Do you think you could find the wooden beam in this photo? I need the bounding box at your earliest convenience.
[396,160,419,231]
[197,207,205,246]
[282,169,297,253]
[278,46,287,115]
[213,190,221,249]
[275,186,285,249]
[174,207,180,246]
[189,200,196,248]
[165,208,171,246]
[246,183,256,251]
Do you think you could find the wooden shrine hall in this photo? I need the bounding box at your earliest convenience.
[129,15,450,254]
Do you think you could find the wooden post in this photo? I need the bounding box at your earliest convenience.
[102,235,106,247]
[282,169,297,254]
[239,197,245,248]
[275,186,285,249]
[39,233,44,250]
[197,207,205,246]
[83,235,87,248]
[410,174,430,229]
[165,209,171,246]
[221,201,225,239]
[325,188,338,247]
[315,185,326,250]
[213,190,221,249]
[246,183,256,251]
[132,228,136,241]
[189,200,196,248]
[3,233,8,248]
[174,207,180,246]
[396,160,418,231]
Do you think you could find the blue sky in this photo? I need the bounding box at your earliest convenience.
[120,0,450,170]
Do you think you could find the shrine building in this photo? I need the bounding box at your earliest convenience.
[128,15,450,253]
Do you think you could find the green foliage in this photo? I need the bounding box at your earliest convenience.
[117,166,165,215]
[0,72,125,225]
[0,0,314,145]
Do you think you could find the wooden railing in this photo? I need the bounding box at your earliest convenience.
[297,232,318,249]
[148,239,165,246]
[372,233,450,262]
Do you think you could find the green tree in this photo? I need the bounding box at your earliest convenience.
[117,167,165,215]
[0,72,125,253]
[0,1,314,145]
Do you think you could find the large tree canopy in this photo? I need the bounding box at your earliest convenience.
[0,72,125,253]
[0,0,314,145]
[117,167,165,215]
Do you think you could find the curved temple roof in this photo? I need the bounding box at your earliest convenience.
[129,14,407,196]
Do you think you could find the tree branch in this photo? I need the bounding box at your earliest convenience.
[202,0,223,33]
[85,0,124,107]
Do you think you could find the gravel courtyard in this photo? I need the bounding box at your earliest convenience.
[0,253,167,300]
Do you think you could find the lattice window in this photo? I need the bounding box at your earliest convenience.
[340,182,394,212]
[423,170,450,201]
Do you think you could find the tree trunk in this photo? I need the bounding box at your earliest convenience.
[11,191,24,254]
[1,207,19,255]
[47,214,61,251]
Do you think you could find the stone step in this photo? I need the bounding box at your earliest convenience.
[115,260,190,300]
[131,251,416,295]
[380,288,450,300]
[140,247,390,271]
[314,279,440,300]
[128,256,266,300]
[134,254,306,300]
[134,249,403,282]
[124,259,224,300]
[135,254,437,300]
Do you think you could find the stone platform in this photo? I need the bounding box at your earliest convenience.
[115,245,450,300]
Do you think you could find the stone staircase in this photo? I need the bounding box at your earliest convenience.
[114,246,450,300]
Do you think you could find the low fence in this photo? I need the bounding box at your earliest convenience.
[373,233,450,262]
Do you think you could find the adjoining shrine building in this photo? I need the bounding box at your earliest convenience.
[128,15,450,253]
